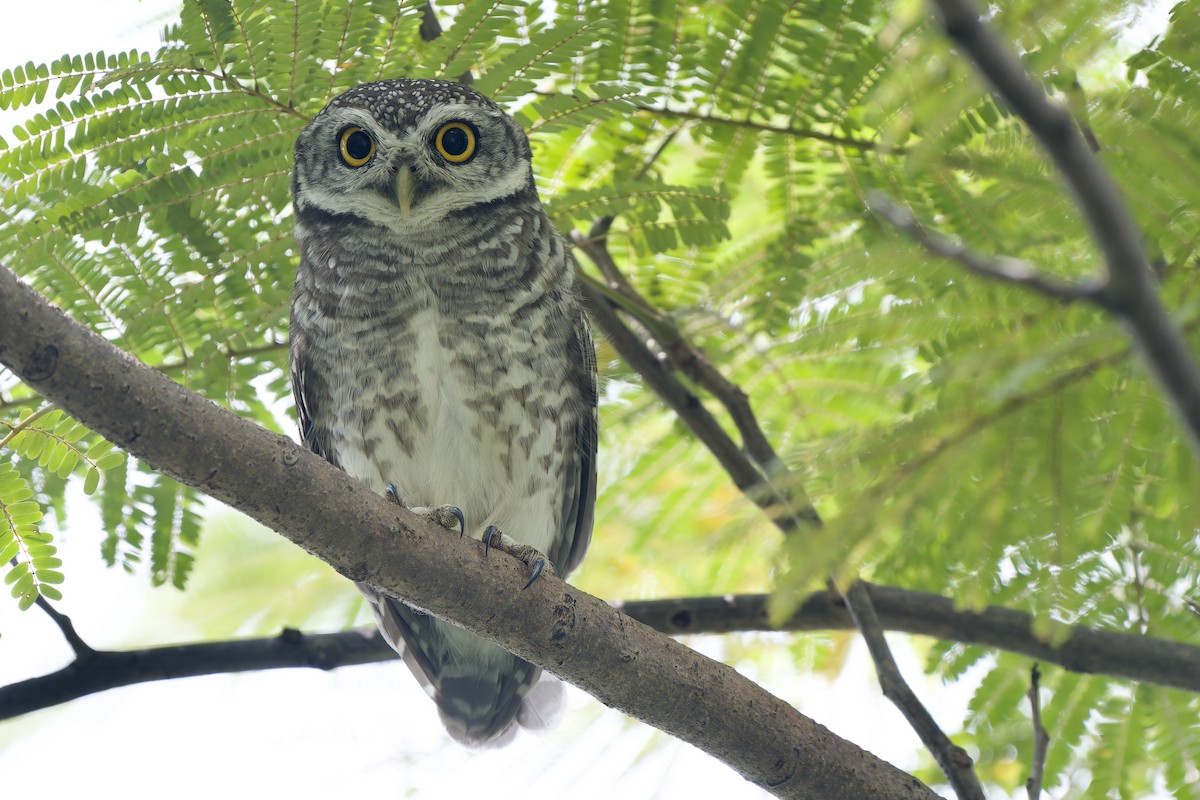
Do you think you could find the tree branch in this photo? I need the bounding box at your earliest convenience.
[525,89,890,152]
[0,262,935,800]
[577,273,794,523]
[0,627,395,720]
[419,2,474,85]
[571,212,1200,789]
[929,0,1200,455]
[844,583,986,799]
[576,221,803,482]
[572,234,821,536]
[633,102,889,152]
[10,584,1200,722]
[1025,664,1050,800]
[868,192,1109,306]
[633,587,1200,694]
[32,594,93,659]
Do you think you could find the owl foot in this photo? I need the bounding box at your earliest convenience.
[482,525,553,590]
[385,483,465,536]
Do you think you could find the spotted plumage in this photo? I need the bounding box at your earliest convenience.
[288,79,597,746]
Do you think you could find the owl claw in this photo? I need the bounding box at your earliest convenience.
[483,525,500,556]
[385,484,466,537]
[446,506,466,537]
[479,528,553,588]
[409,504,465,535]
[522,558,546,590]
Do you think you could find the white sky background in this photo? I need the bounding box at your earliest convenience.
[0,2,1176,799]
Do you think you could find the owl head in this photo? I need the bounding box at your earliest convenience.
[291,79,534,238]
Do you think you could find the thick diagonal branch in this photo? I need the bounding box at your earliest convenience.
[0,263,935,800]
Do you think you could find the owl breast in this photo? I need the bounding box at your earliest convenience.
[320,278,568,559]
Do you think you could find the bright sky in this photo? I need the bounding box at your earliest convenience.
[0,2,1175,799]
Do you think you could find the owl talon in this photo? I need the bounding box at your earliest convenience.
[483,525,500,556]
[385,483,403,505]
[522,558,546,590]
[477,528,552,588]
[446,506,466,537]
[397,498,466,537]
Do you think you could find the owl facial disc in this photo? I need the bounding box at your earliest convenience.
[292,82,536,240]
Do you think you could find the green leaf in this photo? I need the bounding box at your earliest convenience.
[6,501,43,526]
[36,569,64,584]
[84,466,100,495]
[94,452,126,471]
[5,560,28,585]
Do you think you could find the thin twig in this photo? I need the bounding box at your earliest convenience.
[634,103,889,152]
[572,232,821,534]
[574,226,789,470]
[9,583,1200,721]
[931,0,1200,455]
[525,89,889,152]
[843,582,986,800]
[0,627,394,720]
[0,402,58,448]
[579,219,654,316]
[635,126,684,181]
[868,192,1109,306]
[578,275,781,507]
[1026,664,1050,800]
[32,594,94,658]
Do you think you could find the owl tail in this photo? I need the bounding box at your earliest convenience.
[438,665,566,748]
[364,587,566,747]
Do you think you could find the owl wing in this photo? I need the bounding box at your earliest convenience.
[551,306,598,577]
[290,330,336,466]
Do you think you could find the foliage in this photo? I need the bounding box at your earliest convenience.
[0,406,124,608]
[1,0,1198,795]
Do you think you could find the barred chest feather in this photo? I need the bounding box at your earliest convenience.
[296,265,575,560]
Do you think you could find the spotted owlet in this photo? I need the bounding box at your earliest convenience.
[288,79,598,747]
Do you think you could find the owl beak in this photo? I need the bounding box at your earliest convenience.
[395,169,414,219]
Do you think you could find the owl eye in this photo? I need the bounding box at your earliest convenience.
[433,121,477,164]
[338,126,376,167]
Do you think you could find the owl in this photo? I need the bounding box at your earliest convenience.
[288,79,598,747]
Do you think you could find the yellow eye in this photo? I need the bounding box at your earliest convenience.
[434,121,476,164]
[338,126,375,167]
